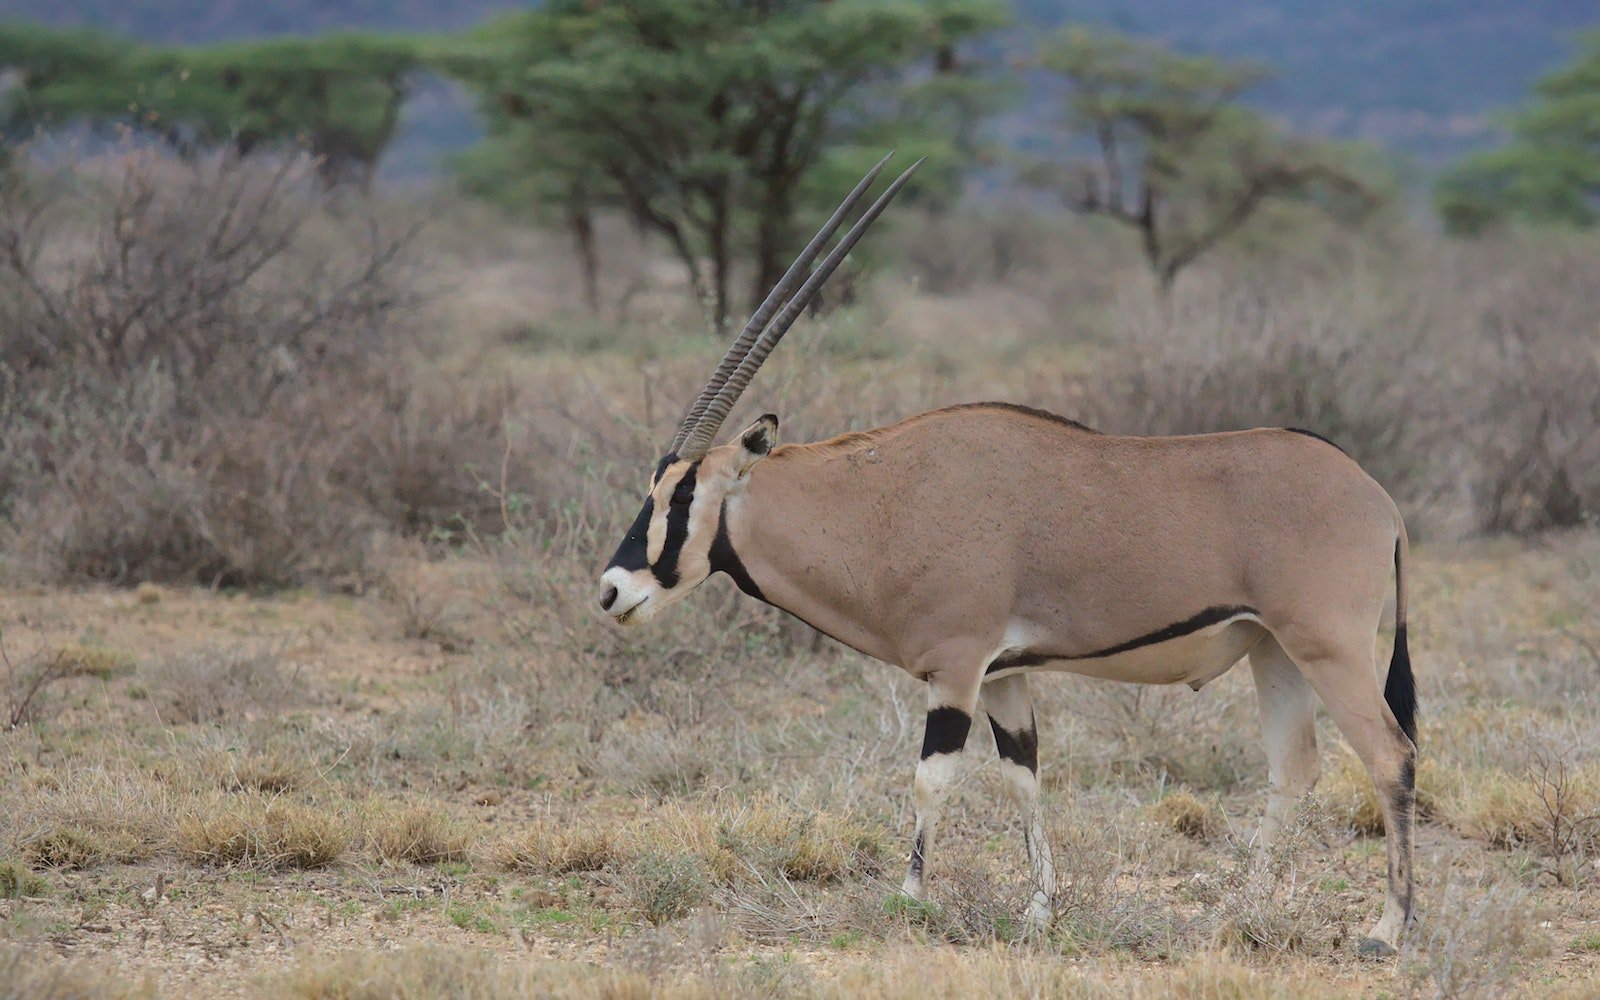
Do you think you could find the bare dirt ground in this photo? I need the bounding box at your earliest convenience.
[4,534,1600,998]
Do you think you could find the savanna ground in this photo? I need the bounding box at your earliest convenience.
[2,154,1599,998]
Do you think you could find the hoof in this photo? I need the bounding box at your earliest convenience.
[1357,937,1398,959]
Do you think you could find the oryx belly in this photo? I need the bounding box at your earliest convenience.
[986,609,1267,689]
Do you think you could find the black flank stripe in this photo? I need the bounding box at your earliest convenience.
[921,707,972,759]
[651,462,698,588]
[987,604,1258,674]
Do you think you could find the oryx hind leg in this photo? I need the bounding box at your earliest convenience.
[981,672,1055,929]
[901,648,985,901]
[1273,626,1417,958]
[1249,637,1321,848]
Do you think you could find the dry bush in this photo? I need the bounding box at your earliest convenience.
[1053,233,1600,539]
[140,643,302,724]
[0,151,535,588]
[713,794,890,884]
[22,826,146,870]
[376,544,471,644]
[214,748,312,794]
[493,818,618,875]
[0,859,47,899]
[617,850,713,926]
[1047,674,1261,792]
[177,794,351,869]
[595,717,714,799]
[1042,803,1179,955]
[362,801,477,865]
[1191,804,1340,957]
[1,634,70,730]
[1450,755,1600,867]
[1148,789,1224,840]
[1400,863,1550,1000]
[9,767,170,869]
[0,946,155,1000]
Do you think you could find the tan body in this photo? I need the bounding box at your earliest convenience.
[726,404,1398,686]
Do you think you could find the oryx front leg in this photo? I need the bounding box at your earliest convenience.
[901,658,982,901]
[982,672,1055,930]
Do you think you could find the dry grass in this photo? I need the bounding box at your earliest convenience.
[140,644,303,725]
[1149,789,1225,840]
[275,943,1349,1000]
[0,946,156,1000]
[1400,863,1551,1000]
[362,801,478,865]
[176,795,351,869]
[492,818,619,875]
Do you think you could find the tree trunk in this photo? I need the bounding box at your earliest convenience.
[567,201,600,314]
[707,183,731,331]
[751,193,789,313]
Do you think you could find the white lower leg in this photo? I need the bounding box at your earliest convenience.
[902,752,959,897]
[1001,759,1055,927]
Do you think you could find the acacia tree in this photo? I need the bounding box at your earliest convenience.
[445,0,1005,326]
[1028,28,1381,294]
[0,25,419,188]
[1436,32,1600,235]
[0,24,128,155]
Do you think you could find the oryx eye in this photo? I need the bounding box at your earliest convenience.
[670,482,694,506]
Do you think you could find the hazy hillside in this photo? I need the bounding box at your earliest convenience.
[6,0,1595,172]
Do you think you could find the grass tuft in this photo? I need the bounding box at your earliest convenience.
[363,802,478,865]
[177,796,351,869]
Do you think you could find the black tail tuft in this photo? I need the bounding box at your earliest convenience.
[1385,623,1417,744]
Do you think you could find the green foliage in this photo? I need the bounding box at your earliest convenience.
[1026,27,1385,292]
[0,23,420,186]
[1436,32,1600,235]
[442,0,1008,322]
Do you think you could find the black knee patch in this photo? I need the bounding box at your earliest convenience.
[921,707,972,759]
[988,714,1039,773]
[909,832,926,879]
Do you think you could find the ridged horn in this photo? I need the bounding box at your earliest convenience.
[668,152,896,456]
[676,156,923,460]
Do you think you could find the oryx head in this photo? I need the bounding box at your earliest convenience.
[598,153,921,626]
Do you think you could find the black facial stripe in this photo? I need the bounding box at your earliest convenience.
[604,496,655,572]
[986,604,1259,674]
[650,461,699,588]
[651,452,678,487]
[921,707,972,759]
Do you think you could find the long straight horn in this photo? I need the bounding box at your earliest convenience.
[677,157,924,460]
[668,152,897,457]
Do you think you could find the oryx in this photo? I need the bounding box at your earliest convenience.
[597,154,1418,957]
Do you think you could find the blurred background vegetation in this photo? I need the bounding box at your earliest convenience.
[0,1,1596,590]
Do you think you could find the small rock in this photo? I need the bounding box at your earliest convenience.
[135,583,163,605]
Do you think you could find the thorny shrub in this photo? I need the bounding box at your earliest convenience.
[0,151,520,587]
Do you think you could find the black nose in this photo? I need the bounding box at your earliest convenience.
[599,585,618,612]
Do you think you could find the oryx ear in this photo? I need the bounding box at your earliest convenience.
[734,414,779,475]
